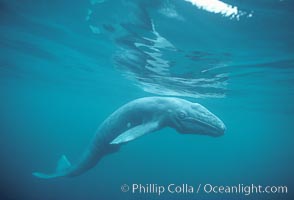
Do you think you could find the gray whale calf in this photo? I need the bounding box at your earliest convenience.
[33,97,225,179]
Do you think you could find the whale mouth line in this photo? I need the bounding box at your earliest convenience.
[185,117,224,134]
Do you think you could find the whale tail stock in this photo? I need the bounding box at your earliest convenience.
[32,155,71,179]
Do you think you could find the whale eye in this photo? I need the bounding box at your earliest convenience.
[178,111,186,120]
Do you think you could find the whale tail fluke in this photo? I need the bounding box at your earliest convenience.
[32,155,71,179]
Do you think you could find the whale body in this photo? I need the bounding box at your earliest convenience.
[33,97,226,179]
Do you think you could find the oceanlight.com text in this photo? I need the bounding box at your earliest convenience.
[121,183,288,196]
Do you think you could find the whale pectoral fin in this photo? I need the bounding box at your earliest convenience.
[110,121,159,144]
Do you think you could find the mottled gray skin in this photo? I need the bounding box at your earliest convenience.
[33,97,226,179]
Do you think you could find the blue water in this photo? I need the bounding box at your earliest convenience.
[1,0,294,199]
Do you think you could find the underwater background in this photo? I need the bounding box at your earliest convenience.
[0,0,294,199]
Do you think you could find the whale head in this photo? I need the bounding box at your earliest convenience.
[168,99,226,137]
